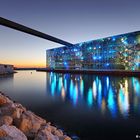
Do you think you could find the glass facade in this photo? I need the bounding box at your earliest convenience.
[46,31,140,71]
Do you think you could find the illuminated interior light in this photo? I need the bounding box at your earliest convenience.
[93,56,97,60]
[79,43,83,47]
[64,62,67,65]
[125,60,128,63]
[112,37,116,41]
[123,53,128,57]
[46,31,140,71]
[137,35,140,43]
[136,62,139,66]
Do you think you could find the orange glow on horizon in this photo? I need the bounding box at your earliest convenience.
[15,63,46,68]
[1,61,46,68]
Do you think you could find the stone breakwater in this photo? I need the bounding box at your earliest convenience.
[0,92,72,140]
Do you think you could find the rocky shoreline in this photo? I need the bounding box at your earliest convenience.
[0,92,72,140]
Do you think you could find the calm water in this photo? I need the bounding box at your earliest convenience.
[0,70,140,140]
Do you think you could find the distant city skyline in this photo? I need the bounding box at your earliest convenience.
[0,0,140,67]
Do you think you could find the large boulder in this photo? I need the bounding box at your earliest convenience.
[0,93,12,106]
[0,102,25,119]
[16,111,46,138]
[0,93,72,140]
[0,116,13,126]
[0,124,27,140]
[58,135,72,140]
[12,103,26,119]
[42,123,64,137]
[34,128,59,140]
[0,103,15,116]
[35,123,72,140]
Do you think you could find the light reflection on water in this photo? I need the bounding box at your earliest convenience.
[47,72,140,119]
[1,71,140,139]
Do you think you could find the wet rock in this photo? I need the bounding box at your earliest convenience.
[0,116,13,126]
[0,93,72,140]
[39,123,64,137]
[13,103,26,121]
[0,102,25,120]
[53,129,64,137]
[35,128,59,140]
[50,126,64,137]
[0,128,7,137]
[0,103,22,118]
[40,123,52,132]
[0,93,12,106]
[17,111,46,138]
[0,103,15,116]
[58,135,72,140]
[14,102,26,112]
[50,125,57,133]
[36,124,71,140]
[0,124,27,140]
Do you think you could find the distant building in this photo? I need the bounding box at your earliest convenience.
[0,64,14,74]
[46,31,140,71]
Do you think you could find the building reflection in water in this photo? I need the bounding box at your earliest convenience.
[46,72,140,118]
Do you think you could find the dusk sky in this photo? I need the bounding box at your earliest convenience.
[0,0,140,67]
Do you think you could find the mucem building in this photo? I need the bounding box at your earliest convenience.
[46,31,140,71]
